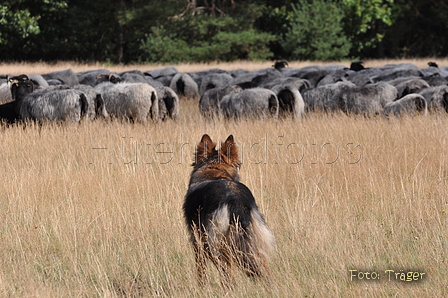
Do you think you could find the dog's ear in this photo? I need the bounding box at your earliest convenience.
[200,134,213,144]
[220,135,239,166]
[193,134,216,166]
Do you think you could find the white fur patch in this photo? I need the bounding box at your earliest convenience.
[250,210,276,254]
[210,204,230,233]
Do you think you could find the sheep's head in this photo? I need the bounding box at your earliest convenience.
[8,74,29,86]
[95,73,122,84]
[11,80,34,101]
[273,61,288,70]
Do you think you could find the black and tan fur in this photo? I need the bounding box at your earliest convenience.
[183,134,275,287]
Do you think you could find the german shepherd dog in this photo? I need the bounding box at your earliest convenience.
[183,134,275,287]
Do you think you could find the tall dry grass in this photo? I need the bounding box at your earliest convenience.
[0,62,447,297]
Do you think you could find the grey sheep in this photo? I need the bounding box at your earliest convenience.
[120,72,148,84]
[270,84,305,119]
[42,68,79,86]
[332,82,399,116]
[383,94,427,117]
[155,86,180,120]
[95,82,158,123]
[220,88,279,120]
[262,77,311,92]
[316,69,349,87]
[229,68,284,89]
[418,85,448,113]
[94,73,123,85]
[145,66,179,80]
[73,84,109,120]
[0,82,12,104]
[302,81,356,113]
[371,63,422,82]
[283,65,328,87]
[77,69,111,86]
[386,77,430,97]
[198,73,233,96]
[169,73,199,99]
[119,72,163,88]
[28,74,50,89]
[199,85,242,119]
[346,71,374,86]
[11,80,88,123]
[145,66,179,87]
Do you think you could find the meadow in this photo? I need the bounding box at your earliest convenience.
[0,60,447,297]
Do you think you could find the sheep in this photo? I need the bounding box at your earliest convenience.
[0,82,12,104]
[229,68,284,89]
[0,101,18,124]
[418,85,448,113]
[144,66,179,87]
[120,72,148,83]
[77,69,111,86]
[346,71,374,86]
[73,84,109,120]
[331,82,399,116]
[11,80,88,123]
[42,68,79,86]
[273,60,289,70]
[1,76,34,123]
[350,61,365,71]
[228,68,249,78]
[94,73,123,85]
[371,63,423,82]
[270,84,305,119]
[422,73,448,87]
[383,94,428,117]
[316,69,349,87]
[198,73,233,96]
[284,64,346,87]
[396,79,430,97]
[155,86,179,120]
[169,73,199,99]
[3,75,32,104]
[262,77,311,92]
[94,82,158,123]
[28,74,50,88]
[220,88,279,120]
[145,66,179,80]
[302,81,356,113]
[199,85,243,119]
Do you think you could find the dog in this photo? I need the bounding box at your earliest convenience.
[183,134,275,287]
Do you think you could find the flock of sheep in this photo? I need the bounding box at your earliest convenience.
[1,60,447,125]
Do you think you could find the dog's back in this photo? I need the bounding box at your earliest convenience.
[184,179,257,236]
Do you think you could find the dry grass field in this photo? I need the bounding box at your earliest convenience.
[0,61,447,297]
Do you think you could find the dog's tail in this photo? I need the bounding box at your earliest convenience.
[236,209,276,278]
[208,205,275,278]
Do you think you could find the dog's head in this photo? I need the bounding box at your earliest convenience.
[191,134,240,181]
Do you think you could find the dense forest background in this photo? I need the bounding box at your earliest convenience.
[1,0,447,63]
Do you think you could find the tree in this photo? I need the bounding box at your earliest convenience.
[0,0,68,61]
[140,3,274,63]
[280,0,351,61]
[382,0,448,57]
[342,0,398,58]
[0,1,42,59]
[0,4,40,45]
